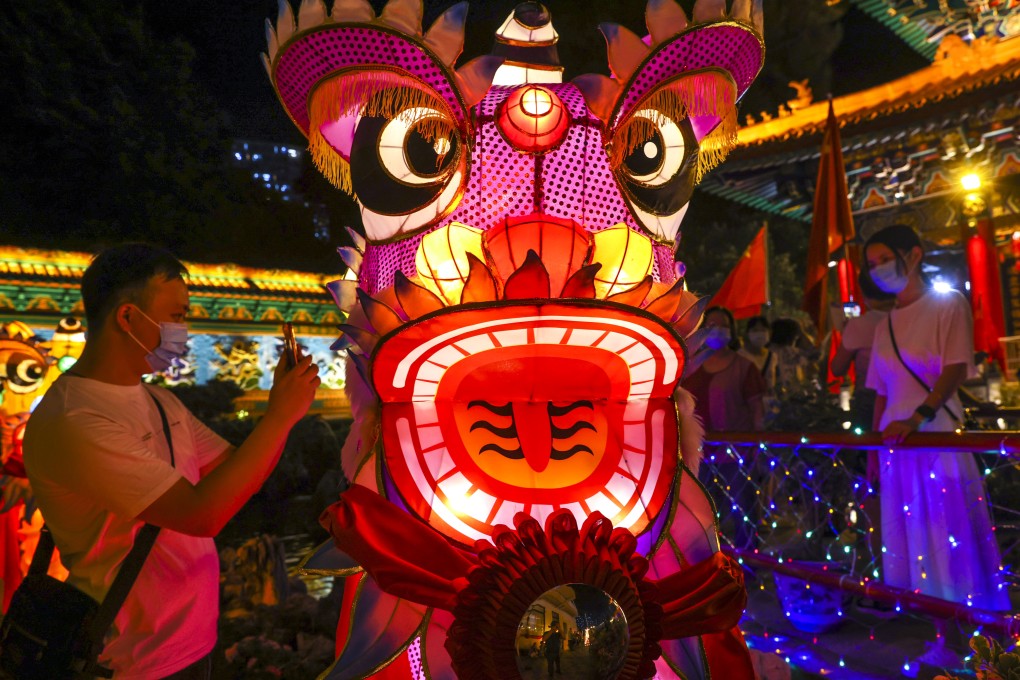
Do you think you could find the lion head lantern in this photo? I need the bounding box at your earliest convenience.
[266,1,764,678]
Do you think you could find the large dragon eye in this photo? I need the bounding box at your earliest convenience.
[351,102,465,242]
[620,111,685,186]
[6,356,45,393]
[614,109,699,241]
[378,108,460,185]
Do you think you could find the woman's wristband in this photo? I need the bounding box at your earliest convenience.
[914,404,936,422]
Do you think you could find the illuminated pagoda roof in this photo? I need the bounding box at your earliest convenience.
[700,30,1020,236]
[0,246,342,336]
[850,0,1020,60]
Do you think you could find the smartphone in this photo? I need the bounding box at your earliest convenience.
[282,322,298,368]
[843,302,861,319]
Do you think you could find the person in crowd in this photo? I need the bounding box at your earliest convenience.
[739,315,778,425]
[23,244,320,679]
[542,623,562,676]
[831,270,896,432]
[864,224,1009,674]
[684,306,766,549]
[739,315,777,391]
[769,317,819,392]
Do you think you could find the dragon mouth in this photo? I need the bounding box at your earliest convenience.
[372,300,682,546]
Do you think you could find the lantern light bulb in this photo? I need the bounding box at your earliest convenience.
[521,87,553,117]
[961,173,981,191]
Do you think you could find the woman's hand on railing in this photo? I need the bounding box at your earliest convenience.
[881,414,923,445]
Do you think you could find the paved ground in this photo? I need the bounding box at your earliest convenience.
[516,648,622,680]
[741,570,998,680]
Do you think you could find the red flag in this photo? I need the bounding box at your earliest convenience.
[803,100,856,338]
[968,222,1007,368]
[711,225,769,319]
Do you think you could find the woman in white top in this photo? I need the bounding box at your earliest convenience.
[831,270,895,432]
[864,225,1009,673]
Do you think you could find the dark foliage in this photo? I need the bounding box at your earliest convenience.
[0,0,352,272]
[214,586,342,680]
[166,381,244,422]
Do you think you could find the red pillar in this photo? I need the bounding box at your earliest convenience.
[966,217,1007,369]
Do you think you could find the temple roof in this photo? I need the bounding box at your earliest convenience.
[0,246,342,335]
[736,33,1020,153]
[698,34,1020,225]
[850,0,1020,60]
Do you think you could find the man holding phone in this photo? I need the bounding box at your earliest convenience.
[23,244,320,679]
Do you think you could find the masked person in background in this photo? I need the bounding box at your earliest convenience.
[863,225,1009,676]
[739,316,777,391]
[23,244,320,679]
[683,306,766,550]
[769,317,820,393]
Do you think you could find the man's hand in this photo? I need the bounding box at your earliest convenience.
[140,353,321,537]
[881,414,922,445]
[266,354,320,428]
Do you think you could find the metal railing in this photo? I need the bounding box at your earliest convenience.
[699,431,1020,636]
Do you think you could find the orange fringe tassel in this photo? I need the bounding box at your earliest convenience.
[308,70,456,195]
[611,69,738,184]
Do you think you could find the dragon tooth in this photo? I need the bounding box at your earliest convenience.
[275,0,296,45]
[297,0,327,32]
[331,0,375,23]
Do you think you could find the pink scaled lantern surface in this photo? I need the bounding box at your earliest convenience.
[264,1,766,678]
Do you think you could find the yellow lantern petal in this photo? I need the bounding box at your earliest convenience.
[414,222,486,306]
[590,224,654,298]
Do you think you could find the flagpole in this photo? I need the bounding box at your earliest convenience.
[763,221,772,314]
[843,240,853,303]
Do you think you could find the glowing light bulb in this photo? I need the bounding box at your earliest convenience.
[520,87,553,116]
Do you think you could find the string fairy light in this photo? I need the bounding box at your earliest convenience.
[698,431,1019,677]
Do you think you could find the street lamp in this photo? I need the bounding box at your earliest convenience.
[961,173,982,192]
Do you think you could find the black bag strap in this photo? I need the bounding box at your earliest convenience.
[86,388,174,642]
[27,387,176,651]
[27,526,55,576]
[887,315,961,423]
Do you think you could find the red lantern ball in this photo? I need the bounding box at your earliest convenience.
[496,85,570,154]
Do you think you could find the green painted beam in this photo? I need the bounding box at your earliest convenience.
[849,0,939,60]
[695,185,812,223]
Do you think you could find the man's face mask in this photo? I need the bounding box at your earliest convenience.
[128,307,188,373]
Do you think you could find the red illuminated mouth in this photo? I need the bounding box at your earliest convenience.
[372,300,683,546]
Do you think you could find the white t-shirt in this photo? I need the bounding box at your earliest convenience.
[23,375,231,679]
[841,309,888,387]
[866,290,975,431]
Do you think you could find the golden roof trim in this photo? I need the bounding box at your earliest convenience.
[0,246,337,290]
[737,34,1020,149]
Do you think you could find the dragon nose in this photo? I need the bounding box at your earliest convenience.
[497,85,569,153]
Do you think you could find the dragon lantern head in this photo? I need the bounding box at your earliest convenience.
[266,0,763,548]
[0,321,54,475]
[0,322,49,400]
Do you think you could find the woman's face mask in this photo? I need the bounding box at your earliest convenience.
[870,260,909,294]
[705,327,731,350]
[747,330,769,347]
